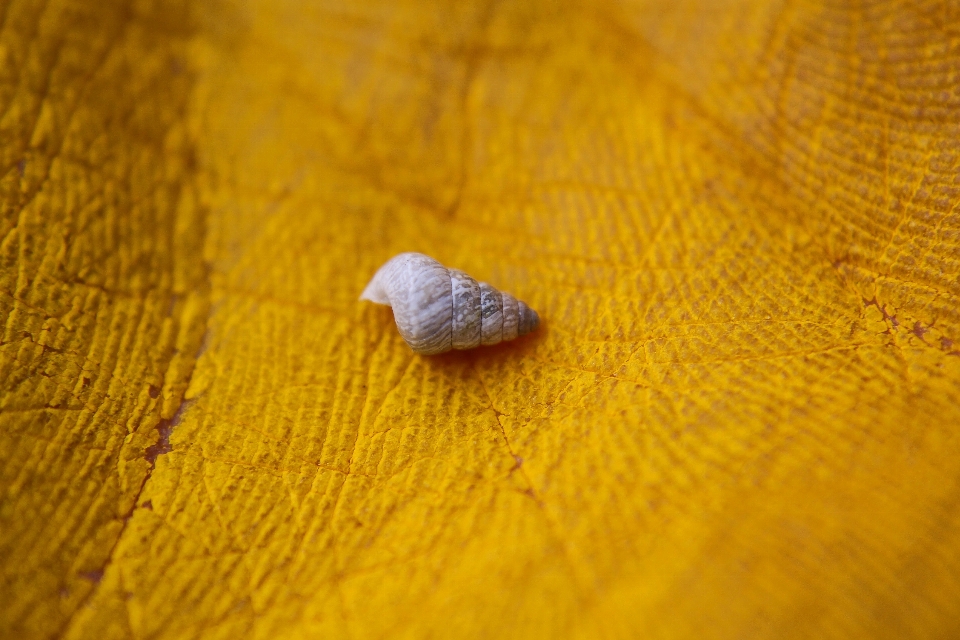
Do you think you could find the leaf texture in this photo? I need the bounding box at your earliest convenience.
[2,0,960,638]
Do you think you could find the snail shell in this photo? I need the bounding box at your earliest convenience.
[360,252,540,355]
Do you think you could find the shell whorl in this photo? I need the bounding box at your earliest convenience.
[360,252,540,355]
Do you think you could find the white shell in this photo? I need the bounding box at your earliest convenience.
[360,252,540,355]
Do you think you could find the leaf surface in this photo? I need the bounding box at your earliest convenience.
[3,1,960,638]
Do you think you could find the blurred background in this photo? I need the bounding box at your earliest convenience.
[2,0,959,638]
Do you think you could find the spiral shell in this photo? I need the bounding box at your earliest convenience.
[360,252,540,355]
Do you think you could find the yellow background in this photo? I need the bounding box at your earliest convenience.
[2,0,960,638]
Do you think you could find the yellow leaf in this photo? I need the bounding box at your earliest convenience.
[3,0,960,639]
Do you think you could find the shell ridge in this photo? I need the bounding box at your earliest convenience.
[450,269,482,350]
[479,282,503,346]
[479,282,486,343]
[448,268,455,350]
